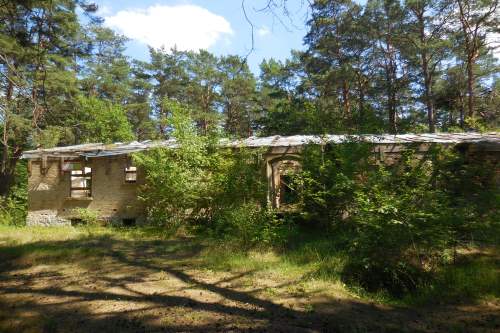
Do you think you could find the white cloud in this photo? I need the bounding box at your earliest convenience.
[257,26,270,37]
[104,4,233,51]
[97,5,112,16]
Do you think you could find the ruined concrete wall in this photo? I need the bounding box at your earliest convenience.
[27,156,145,226]
[28,158,72,226]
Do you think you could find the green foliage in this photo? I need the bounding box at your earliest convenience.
[0,161,27,226]
[77,96,135,143]
[135,101,294,246]
[404,255,500,305]
[207,147,294,248]
[80,24,131,104]
[71,208,100,226]
[134,101,216,225]
[297,143,499,296]
[219,55,257,137]
[211,147,267,210]
[298,141,376,224]
[0,196,25,226]
[208,203,289,249]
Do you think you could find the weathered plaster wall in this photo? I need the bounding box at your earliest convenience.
[27,156,145,226]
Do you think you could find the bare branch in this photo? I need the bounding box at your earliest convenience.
[241,0,255,60]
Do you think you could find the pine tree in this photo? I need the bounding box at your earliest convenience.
[404,0,454,132]
[455,0,499,121]
[0,0,96,196]
[219,56,257,137]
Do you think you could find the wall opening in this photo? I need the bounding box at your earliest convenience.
[122,218,136,227]
[280,174,299,206]
[70,164,92,198]
[70,218,83,226]
[125,166,137,183]
[273,159,301,210]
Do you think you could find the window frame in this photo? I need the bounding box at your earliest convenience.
[70,164,92,198]
[124,165,137,183]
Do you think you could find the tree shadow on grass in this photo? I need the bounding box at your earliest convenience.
[0,235,498,332]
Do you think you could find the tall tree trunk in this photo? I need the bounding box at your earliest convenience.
[342,79,351,124]
[384,25,398,134]
[358,94,364,128]
[388,92,397,133]
[422,57,435,132]
[458,92,465,128]
[466,56,475,119]
[386,62,398,134]
[226,101,233,134]
[158,101,166,135]
[1,78,14,197]
[417,8,436,133]
[448,103,454,127]
[356,71,366,131]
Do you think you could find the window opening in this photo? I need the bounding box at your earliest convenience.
[70,218,83,226]
[70,164,92,198]
[122,218,136,227]
[280,174,299,205]
[125,166,137,183]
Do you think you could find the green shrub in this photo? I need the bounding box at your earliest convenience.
[134,101,218,226]
[0,161,27,226]
[72,208,101,226]
[135,101,294,247]
[208,203,294,249]
[0,196,26,226]
[297,143,499,296]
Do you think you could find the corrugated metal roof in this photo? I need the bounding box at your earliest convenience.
[225,132,500,147]
[21,132,500,159]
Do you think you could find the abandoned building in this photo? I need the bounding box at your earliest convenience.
[22,132,500,226]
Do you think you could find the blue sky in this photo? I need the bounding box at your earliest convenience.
[93,0,311,74]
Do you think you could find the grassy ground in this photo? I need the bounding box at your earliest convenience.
[0,225,498,332]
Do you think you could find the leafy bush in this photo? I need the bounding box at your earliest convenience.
[72,208,101,226]
[0,196,26,226]
[297,143,499,296]
[208,203,292,248]
[135,101,294,246]
[134,101,218,226]
[0,161,27,226]
[78,96,135,144]
[211,146,268,211]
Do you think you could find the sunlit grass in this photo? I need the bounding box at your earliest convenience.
[402,254,500,305]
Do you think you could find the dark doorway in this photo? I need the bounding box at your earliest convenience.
[122,218,136,227]
[70,218,83,226]
[280,174,299,206]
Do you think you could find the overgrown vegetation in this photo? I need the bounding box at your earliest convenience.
[131,105,500,301]
[134,102,289,248]
[71,208,101,226]
[0,161,27,226]
[1,100,497,304]
[297,143,499,296]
